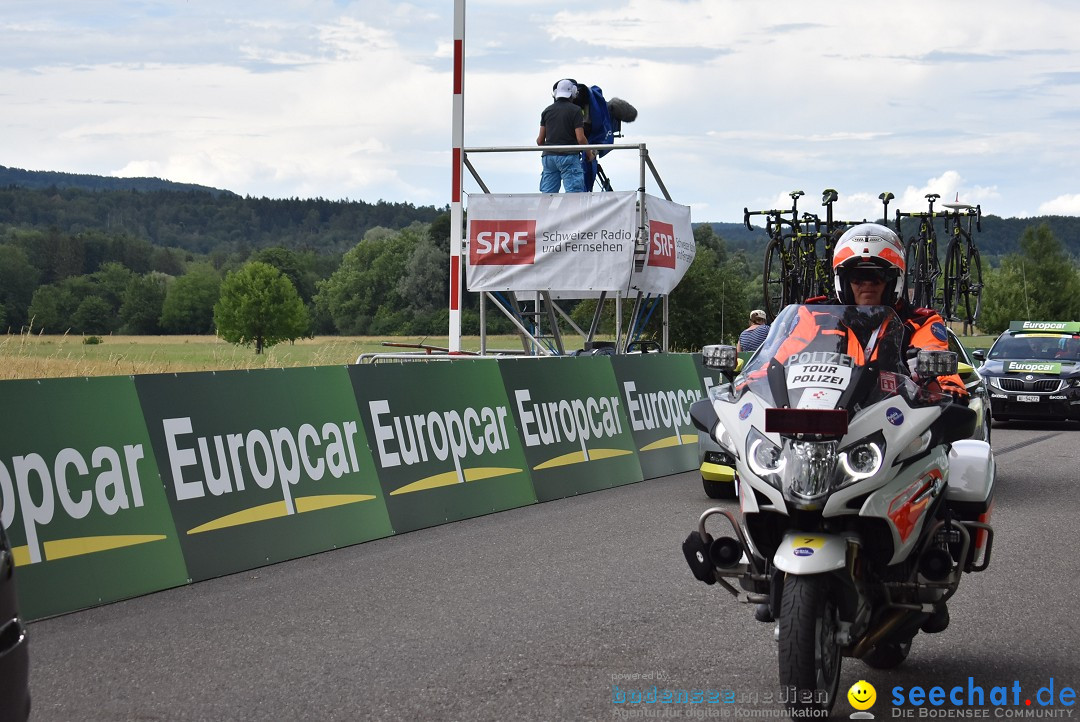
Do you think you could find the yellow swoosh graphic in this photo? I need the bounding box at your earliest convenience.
[390,467,521,495]
[296,494,376,513]
[188,493,376,534]
[12,534,167,566]
[640,434,698,452]
[534,448,633,470]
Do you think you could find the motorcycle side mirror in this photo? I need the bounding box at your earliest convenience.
[689,398,720,435]
[916,350,958,378]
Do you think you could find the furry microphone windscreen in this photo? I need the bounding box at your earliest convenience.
[608,97,638,123]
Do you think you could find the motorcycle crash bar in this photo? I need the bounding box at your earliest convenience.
[690,507,768,601]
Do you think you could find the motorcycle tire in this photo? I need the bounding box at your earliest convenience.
[862,638,912,669]
[777,574,842,717]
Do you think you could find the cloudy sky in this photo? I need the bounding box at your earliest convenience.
[4,0,1080,223]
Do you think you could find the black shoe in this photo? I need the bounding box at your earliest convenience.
[755,603,775,623]
[921,603,950,633]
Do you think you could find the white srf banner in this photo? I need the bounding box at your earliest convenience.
[466,192,637,292]
[629,194,695,295]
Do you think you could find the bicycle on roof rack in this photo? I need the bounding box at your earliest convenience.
[793,189,869,302]
[816,188,868,298]
[940,200,984,328]
[746,190,804,320]
[795,210,829,299]
[896,193,945,310]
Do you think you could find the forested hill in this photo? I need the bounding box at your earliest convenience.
[0,166,445,255]
[4,165,1079,261]
[705,215,1080,263]
[0,164,232,196]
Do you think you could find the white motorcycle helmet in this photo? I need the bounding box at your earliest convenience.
[832,223,906,305]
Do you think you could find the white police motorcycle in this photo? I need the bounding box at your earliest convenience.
[683,304,995,717]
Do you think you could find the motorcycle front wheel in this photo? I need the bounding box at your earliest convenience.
[777,574,842,717]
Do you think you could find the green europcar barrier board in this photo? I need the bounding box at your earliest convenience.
[0,376,188,620]
[348,360,537,534]
[497,356,643,502]
[610,354,704,479]
[134,366,394,582]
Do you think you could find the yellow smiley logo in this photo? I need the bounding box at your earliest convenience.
[848,680,877,711]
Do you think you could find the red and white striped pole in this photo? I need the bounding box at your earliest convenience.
[448,0,466,352]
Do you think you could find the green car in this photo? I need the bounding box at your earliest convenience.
[973,321,1080,424]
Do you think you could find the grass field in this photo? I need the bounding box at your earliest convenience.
[0,327,995,381]
[0,333,542,380]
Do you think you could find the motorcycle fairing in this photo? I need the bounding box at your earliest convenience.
[773,531,847,574]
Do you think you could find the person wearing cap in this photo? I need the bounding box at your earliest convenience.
[737,309,770,354]
[536,79,593,193]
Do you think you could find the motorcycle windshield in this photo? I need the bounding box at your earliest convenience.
[739,304,914,411]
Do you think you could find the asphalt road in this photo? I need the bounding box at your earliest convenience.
[26,421,1080,721]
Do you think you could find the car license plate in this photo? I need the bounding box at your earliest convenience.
[1016,395,1040,403]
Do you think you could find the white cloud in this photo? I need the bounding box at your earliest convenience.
[2,1,1080,220]
[1037,194,1080,216]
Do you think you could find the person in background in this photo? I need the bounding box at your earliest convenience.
[737,309,770,354]
[536,79,593,193]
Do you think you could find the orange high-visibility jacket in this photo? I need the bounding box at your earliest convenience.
[764,299,967,397]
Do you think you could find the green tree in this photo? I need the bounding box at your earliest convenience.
[27,284,69,333]
[693,223,728,260]
[149,246,188,276]
[429,211,452,253]
[314,225,421,335]
[159,264,221,334]
[979,224,1080,334]
[90,262,135,314]
[71,296,114,334]
[27,276,101,334]
[120,272,169,334]
[214,261,309,354]
[251,246,318,303]
[0,243,40,331]
[398,237,447,315]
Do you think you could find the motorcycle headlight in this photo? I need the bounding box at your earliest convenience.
[714,418,737,456]
[785,439,838,501]
[837,434,886,486]
[747,427,784,486]
[745,428,885,504]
